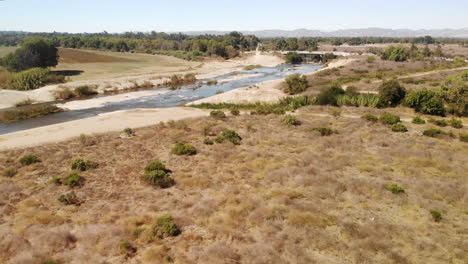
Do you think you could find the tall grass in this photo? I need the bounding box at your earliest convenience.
[0,104,63,122]
[336,94,380,107]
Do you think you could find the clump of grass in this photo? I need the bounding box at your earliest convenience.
[215,129,242,145]
[58,192,79,205]
[49,177,62,185]
[124,127,136,137]
[74,85,98,97]
[206,80,218,85]
[448,118,463,129]
[311,126,337,136]
[412,116,426,124]
[143,161,174,188]
[71,158,98,171]
[230,109,240,116]
[19,154,40,165]
[152,214,180,238]
[459,133,468,142]
[215,90,224,94]
[14,98,34,107]
[120,240,137,254]
[422,128,454,138]
[336,94,380,107]
[281,115,301,126]
[380,112,401,125]
[428,118,448,127]
[361,113,378,122]
[244,64,263,71]
[0,105,63,123]
[63,172,82,187]
[391,123,408,132]
[430,211,442,222]
[386,184,405,194]
[171,143,197,156]
[210,110,226,119]
[3,167,17,177]
[203,138,214,145]
[54,87,76,100]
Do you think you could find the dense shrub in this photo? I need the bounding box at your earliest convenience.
[449,118,463,129]
[63,172,82,187]
[230,109,240,116]
[317,85,345,106]
[381,46,408,62]
[210,110,226,119]
[13,68,53,90]
[423,128,444,137]
[152,214,180,238]
[439,70,467,116]
[361,114,378,122]
[459,133,468,142]
[429,118,448,127]
[284,74,308,95]
[386,184,405,194]
[281,115,301,126]
[71,158,98,171]
[311,126,336,136]
[19,154,40,165]
[412,116,426,124]
[285,52,303,64]
[58,192,79,205]
[203,138,214,145]
[143,161,174,188]
[215,129,242,145]
[171,143,197,155]
[430,211,442,222]
[380,112,401,125]
[378,80,406,107]
[391,123,408,132]
[3,167,17,177]
[74,85,97,97]
[0,37,58,71]
[336,94,380,107]
[404,89,445,116]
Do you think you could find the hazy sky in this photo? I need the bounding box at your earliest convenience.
[1,0,467,33]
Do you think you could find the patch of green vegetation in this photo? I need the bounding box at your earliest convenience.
[19,154,40,165]
[215,90,224,94]
[428,118,448,127]
[404,88,445,116]
[49,177,62,185]
[206,80,218,85]
[230,109,240,116]
[1,104,63,123]
[203,138,214,145]
[361,114,378,122]
[281,114,301,126]
[215,129,242,145]
[74,85,98,97]
[244,64,263,70]
[58,192,79,205]
[412,116,426,124]
[41,260,59,264]
[71,158,98,171]
[378,80,406,107]
[448,118,463,129]
[422,128,454,138]
[285,52,303,64]
[152,214,180,238]
[386,184,405,194]
[171,143,197,156]
[124,127,135,136]
[380,112,401,125]
[3,167,17,177]
[459,133,468,142]
[391,123,408,132]
[143,161,174,188]
[430,210,442,222]
[336,94,380,107]
[317,85,345,106]
[63,172,82,187]
[311,126,337,136]
[284,74,308,95]
[210,110,226,119]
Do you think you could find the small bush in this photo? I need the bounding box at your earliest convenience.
[378,80,406,107]
[210,110,226,119]
[361,114,378,122]
[152,214,180,238]
[230,109,240,116]
[311,126,336,136]
[317,85,345,106]
[391,123,408,132]
[430,211,442,222]
[58,192,79,205]
[215,135,225,143]
[49,177,62,185]
[221,129,242,145]
[429,118,448,127]
[284,74,308,95]
[412,116,426,124]
[206,80,218,85]
[285,52,303,64]
[19,154,40,165]
[171,143,197,155]
[449,118,463,129]
[281,115,301,126]
[13,68,54,90]
[54,87,75,100]
[459,133,468,142]
[215,90,224,95]
[386,184,405,194]
[71,158,98,171]
[367,56,376,63]
[203,138,214,145]
[143,161,174,188]
[1,104,63,122]
[124,127,135,136]
[380,112,401,125]
[423,128,444,137]
[63,172,82,187]
[3,167,17,177]
[74,85,97,97]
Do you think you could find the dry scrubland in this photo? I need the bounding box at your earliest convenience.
[0,106,467,264]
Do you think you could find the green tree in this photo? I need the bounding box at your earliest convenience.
[284,74,308,94]
[1,37,58,71]
[285,52,303,64]
[378,80,406,107]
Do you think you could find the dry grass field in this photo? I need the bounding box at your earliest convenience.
[0,106,467,264]
[0,46,18,58]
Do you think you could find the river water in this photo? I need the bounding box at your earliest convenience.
[0,63,322,135]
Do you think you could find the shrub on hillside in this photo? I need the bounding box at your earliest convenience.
[284,74,308,95]
[361,114,378,122]
[281,115,301,126]
[143,161,174,188]
[3,167,17,177]
[423,128,445,137]
[380,112,401,125]
[317,85,345,106]
[459,133,468,142]
[71,158,98,171]
[404,89,445,116]
[1,104,63,122]
[430,211,442,222]
[215,129,242,145]
[74,85,97,97]
[386,184,405,194]
[391,123,408,132]
[428,118,448,127]
[210,110,226,119]
[19,154,40,165]
[124,128,135,136]
[412,116,426,124]
[171,143,197,155]
[311,126,337,136]
[449,118,463,129]
[58,192,79,205]
[381,46,408,62]
[230,109,240,116]
[63,172,82,187]
[152,214,180,238]
[203,138,214,145]
[285,52,303,64]
[13,68,53,90]
[378,80,406,107]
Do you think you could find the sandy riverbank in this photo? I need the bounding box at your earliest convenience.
[0,53,284,109]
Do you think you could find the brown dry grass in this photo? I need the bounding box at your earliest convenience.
[0,107,467,263]
[58,48,136,64]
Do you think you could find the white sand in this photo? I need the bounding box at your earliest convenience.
[0,107,209,150]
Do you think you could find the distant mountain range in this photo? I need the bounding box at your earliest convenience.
[184,28,468,38]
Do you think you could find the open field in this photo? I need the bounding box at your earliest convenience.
[0,106,467,264]
[0,46,18,57]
